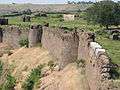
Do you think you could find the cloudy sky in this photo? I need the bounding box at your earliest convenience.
[0,0,119,4]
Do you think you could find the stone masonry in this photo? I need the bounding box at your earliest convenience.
[0,25,119,90]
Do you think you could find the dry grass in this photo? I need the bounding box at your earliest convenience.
[38,63,90,90]
[5,47,53,90]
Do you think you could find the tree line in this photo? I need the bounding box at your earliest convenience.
[85,0,120,29]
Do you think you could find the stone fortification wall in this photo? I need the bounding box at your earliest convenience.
[2,26,28,48]
[41,27,118,90]
[41,27,79,68]
[28,25,42,47]
[0,25,119,90]
[77,30,117,90]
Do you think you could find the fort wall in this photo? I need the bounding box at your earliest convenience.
[0,25,119,90]
[41,26,115,90]
[41,27,79,68]
[2,26,28,48]
[29,25,42,47]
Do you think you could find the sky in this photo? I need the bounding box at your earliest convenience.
[0,0,119,4]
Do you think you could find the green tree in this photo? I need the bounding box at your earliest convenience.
[86,0,120,29]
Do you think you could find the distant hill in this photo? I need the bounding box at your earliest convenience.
[0,4,91,14]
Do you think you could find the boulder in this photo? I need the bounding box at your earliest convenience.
[90,42,102,51]
[101,73,111,80]
[95,48,105,56]
[101,68,111,73]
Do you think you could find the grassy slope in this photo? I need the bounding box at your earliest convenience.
[5,14,120,64]
[97,36,120,64]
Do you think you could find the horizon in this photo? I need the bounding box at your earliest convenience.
[0,0,119,4]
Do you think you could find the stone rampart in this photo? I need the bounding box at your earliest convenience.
[41,27,79,68]
[41,26,118,90]
[0,25,119,90]
[29,25,42,47]
[2,26,28,48]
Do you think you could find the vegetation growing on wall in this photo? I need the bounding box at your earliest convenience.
[19,37,29,47]
[48,60,55,71]
[76,59,85,68]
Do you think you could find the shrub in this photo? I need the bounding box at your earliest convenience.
[110,64,120,79]
[2,74,16,90]
[59,18,64,22]
[4,48,13,56]
[76,59,85,68]
[47,61,55,71]
[22,64,44,90]
[0,61,3,77]
[19,37,29,47]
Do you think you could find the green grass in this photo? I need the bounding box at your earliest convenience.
[22,64,44,90]
[2,74,16,90]
[97,35,120,64]
[8,14,101,30]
